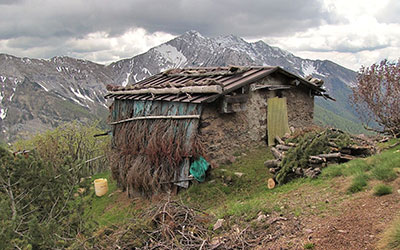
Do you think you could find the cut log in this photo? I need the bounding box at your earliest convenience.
[109,85,223,95]
[268,178,276,189]
[339,154,355,162]
[340,148,352,155]
[383,142,400,150]
[269,168,278,174]
[316,152,341,159]
[271,147,283,160]
[342,145,373,156]
[328,142,338,148]
[264,159,280,168]
[275,136,285,145]
[286,142,297,147]
[276,144,292,151]
[309,156,326,164]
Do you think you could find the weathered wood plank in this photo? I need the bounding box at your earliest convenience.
[110,114,201,125]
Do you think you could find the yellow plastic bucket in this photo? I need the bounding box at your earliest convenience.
[94,178,108,197]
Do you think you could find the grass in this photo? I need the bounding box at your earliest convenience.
[373,184,393,196]
[180,146,332,222]
[303,242,315,249]
[378,215,400,249]
[81,138,400,247]
[181,139,400,222]
[84,172,139,228]
[321,164,343,178]
[347,174,369,193]
[320,139,400,193]
[372,166,397,182]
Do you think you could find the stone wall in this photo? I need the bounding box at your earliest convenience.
[284,86,314,129]
[199,80,315,166]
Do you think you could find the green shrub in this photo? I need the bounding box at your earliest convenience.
[347,174,368,193]
[342,159,371,176]
[13,121,109,176]
[374,184,393,196]
[321,164,343,178]
[304,242,315,249]
[0,146,90,249]
[372,166,397,182]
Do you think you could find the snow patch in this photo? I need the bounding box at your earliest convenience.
[0,108,7,119]
[133,73,138,83]
[9,93,14,101]
[0,76,6,82]
[155,44,187,68]
[69,87,94,103]
[302,62,317,77]
[56,66,62,72]
[22,58,31,64]
[93,91,101,102]
[142,67,151,75]
[0,92,3,102]
[70,97,84,106]
[315,71,328,77]
[37,82,49,92]
[122,72,131,87]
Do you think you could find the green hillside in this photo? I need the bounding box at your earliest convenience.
[314,104,370,135]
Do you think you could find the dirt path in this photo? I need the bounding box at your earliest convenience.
[261,178,400,249]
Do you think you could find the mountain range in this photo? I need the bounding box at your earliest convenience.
[0,30,361,143]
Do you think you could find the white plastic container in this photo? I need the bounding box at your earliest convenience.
[94,178,108,197]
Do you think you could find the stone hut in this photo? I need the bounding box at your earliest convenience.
[105,66,329,195]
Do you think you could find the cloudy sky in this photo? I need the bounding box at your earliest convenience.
[0,0,398,70]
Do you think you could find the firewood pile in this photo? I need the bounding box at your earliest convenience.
[265,128,375,186]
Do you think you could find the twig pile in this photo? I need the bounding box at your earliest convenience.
[265,128,375,184]
[90,198,291,249]
[91,197,212,249]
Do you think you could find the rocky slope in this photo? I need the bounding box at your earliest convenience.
[0,31,360,142]
[0,54,113,141]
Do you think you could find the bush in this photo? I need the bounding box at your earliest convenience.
[342,159,371,176]
[13,121,109,176]
[347,174,368,194]
[0,147,91,249]
[374,184,393,196]
[351,59,400,137]
[372,166,397,182]
[304,242,315,249]
[321,164,343,178]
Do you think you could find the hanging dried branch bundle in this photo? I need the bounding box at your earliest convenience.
[107,101,205,196]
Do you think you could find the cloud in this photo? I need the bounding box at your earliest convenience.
[377,0,400,23]
[0,0,398,70]
[0,0,334,64]
[0,0,332,41]
[250,0,399,70]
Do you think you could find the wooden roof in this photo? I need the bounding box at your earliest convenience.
[105,66,327,103]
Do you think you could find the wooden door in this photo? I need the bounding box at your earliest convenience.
[267,97,290,146]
